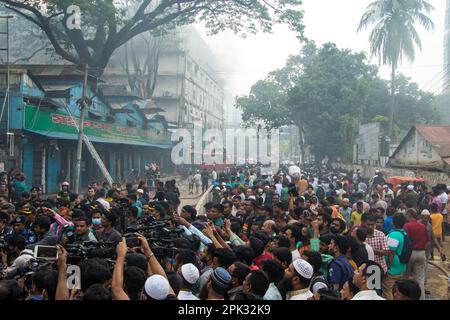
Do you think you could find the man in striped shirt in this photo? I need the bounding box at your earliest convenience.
[362,213,388,274]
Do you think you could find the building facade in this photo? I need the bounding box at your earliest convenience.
[0,65,172,194]
[105,26,225,131]
[387,125,450,172]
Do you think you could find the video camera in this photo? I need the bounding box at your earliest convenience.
[66,241,116,265]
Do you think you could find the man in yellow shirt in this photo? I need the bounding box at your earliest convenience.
[351,201,364,228]
[430,203,444,248]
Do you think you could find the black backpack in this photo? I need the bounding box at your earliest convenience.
[391,230,413,264]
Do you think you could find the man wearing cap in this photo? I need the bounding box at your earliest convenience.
[57,181,71,205]
[404,185,418,208]
[203,267,232,300]
[382,185,394,202]
[284,259,314,300]
[11,215,36,245]
[30,187,42,203]
[177,263,200,300]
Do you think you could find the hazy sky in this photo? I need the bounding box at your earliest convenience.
[197,0,446,102]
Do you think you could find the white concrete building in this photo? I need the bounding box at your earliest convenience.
[387,125,450,172]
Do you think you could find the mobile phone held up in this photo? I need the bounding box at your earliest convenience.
[34,245,58,261]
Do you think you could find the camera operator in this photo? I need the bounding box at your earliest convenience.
[94,211,122,247]
[26,216,57,250]
[72,217,97,244]
[0,234,33,278]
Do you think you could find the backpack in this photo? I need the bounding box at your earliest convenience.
[391,230,413,264]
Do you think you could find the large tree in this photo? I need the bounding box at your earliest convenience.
[1,0,305,74]
[237,42,378,163]
[357,0,434,140]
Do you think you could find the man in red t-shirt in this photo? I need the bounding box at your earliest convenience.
[403,208,428,300]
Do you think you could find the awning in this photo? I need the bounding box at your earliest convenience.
[25,129,172,149]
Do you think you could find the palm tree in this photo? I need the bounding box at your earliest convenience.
[358,0,434,140]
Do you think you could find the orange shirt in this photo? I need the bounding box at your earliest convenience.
[431,213,443,236]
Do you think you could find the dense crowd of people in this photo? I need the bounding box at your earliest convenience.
[0,164,447,301]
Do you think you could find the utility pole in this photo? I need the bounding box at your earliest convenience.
[0,16,13,155]
[74,64,89,194]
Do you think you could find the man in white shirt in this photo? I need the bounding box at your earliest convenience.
[351,261,385,300]
[284,259,314,300]
[382,185,394,201]
[96,189,110,210]
[211,170,218,185]
[177,263,200,300]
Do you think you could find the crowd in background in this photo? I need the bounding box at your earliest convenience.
[0,163,447,300]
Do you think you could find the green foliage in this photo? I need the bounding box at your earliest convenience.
[358,0,434,67]
[237,41,438,163]
[1,0,305,73]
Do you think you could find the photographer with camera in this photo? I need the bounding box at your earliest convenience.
[1,234,33,278]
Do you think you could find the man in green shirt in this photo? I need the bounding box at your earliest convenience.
[382,212,407,300]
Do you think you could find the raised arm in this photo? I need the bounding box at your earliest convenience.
[112,238,130,300]
[137,234,175,296]
[55,245,69,300]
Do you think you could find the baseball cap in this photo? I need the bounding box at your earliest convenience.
[144,275,170,300]
[292,259,314,279]
[407,185,414,190]
[61,181,69,186]
[137,189,144,194]
[180,263,200,285]
[420,209,430,216]
[30,186,41,192]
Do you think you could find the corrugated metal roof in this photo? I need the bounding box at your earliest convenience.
[416,125,450,158]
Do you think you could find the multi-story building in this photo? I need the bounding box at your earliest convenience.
[106,26,225,131]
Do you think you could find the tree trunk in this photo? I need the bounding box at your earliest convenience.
[388,62,396,141]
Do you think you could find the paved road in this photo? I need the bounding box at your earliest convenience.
[177,178,205,211]
[425,240,450,300]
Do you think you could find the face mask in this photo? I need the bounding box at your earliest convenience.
[92,218,101,226]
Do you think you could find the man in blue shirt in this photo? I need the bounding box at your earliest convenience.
[384,208,396,234]
[328,235,355,291]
